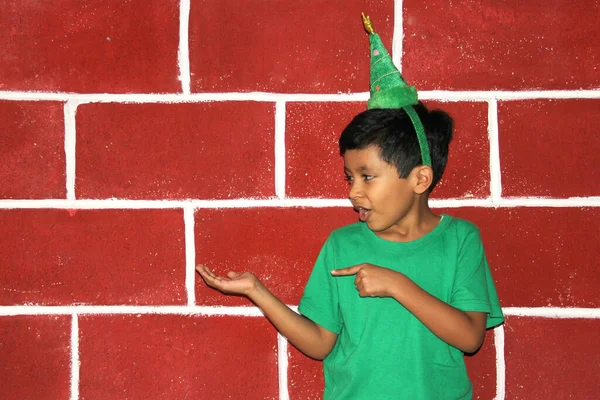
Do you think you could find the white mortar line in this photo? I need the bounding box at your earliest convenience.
[70,314,80,400]
[178,0,191,94]
[392,0,403,71]
[64,102,77,200]
[0,92,71,101]
[0,305,271,316]
[0,91,366,103]
[275,101,287,199]
[488,99,502,204]
[1,196,600,210]
[0,306,596,317]
[417,90,600,101]
[0,198,350,209]
[278,333,290,400]
[504,307,600,318]
[493,325,506,400]
[1,90,599,103]
[184,207,196,306]
[497,197,600,208]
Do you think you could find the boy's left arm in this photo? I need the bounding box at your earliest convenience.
[331,264,487,353]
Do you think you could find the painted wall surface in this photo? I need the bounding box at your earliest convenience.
[1,1,599,399]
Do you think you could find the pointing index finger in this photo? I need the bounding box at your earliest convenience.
[331,266,362,276]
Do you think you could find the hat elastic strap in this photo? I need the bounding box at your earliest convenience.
[403,106,431,167]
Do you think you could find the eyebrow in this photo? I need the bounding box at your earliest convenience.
[344,165,370,172]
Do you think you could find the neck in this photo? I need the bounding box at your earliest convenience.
[376,195,440,242]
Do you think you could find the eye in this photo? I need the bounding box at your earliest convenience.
[344,175,353,183]
[362,175,374,181]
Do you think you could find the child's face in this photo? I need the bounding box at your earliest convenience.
[344,145,417,238]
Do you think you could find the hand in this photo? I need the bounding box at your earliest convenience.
[331,263,404,298]
[196,265,260,297]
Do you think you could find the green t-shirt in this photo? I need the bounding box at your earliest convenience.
[298,215,504,400]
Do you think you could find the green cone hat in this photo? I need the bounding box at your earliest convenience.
[362,13,431,166]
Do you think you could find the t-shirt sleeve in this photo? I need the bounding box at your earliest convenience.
[451,229,504,329]
[298,238,342,334]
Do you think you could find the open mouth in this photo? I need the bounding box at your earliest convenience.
[354,207,371,222]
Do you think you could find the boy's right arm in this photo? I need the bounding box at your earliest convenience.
[197,265,337,360]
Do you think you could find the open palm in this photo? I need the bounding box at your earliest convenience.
[196,265,258,296]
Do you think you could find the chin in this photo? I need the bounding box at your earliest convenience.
[365,220,384,232]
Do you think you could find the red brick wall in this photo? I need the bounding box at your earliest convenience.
[1,1,598,399]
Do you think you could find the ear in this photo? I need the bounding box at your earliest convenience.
[412,165,433,195]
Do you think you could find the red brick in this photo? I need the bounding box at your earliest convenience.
[286,102,365,198]
[189,1,393,93]
[286,101,489,199]
[0,315,71,399]
[78,315,278,399]
[505,317,600,399]
[440,207,600,307]
[195,208,357,305]
[420,101,490,199]
[403,0,600,90]
[288,345,324,400]
[499,100,600,197]
[0,209,185,305]
[76,102,275,199]
[464,329,498,400]
[0,0,180,93]
[0,101,65,199]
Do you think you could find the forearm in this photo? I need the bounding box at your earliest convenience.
[248,282,336,360]
[391,277,485,353]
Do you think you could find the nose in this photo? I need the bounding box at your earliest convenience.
[348,180,363,201]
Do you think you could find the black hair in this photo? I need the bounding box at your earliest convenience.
[338,103,453,193]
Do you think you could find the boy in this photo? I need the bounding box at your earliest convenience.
[197,14,503,399]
